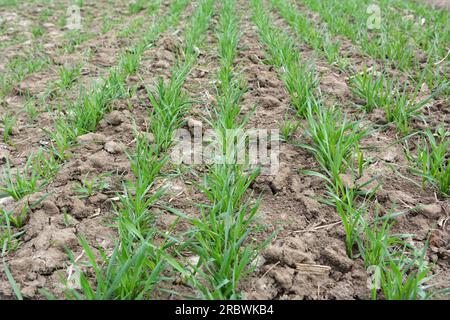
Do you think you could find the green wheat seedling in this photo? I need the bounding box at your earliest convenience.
[0,0,18,8]
[106,68,129,99]
[353,144,366,179]
[356,207,432,300]
[70,92,103,134]
[420,60,449,95]
[119,17,146,39]
[7,52,49,82]
[0,73,13,98]
[207,110,251,166]
[0,158,40,200]
[160,0,190,32]
[147,0,163,15]
[89,114,172,299]
[38,7,53,23]
[47,0,194,299]
[130,0,202,158]
[58,64,82,89]
[213,75,246,131]
[0,200,24,258]
[391,0,449,58]
[101,14,114,34]
[3,261,23,302]
[328,187,366,258]
[320,27,342,66]
[202,167,257,219]
[2,114,16,143]
[283,62,318,117]
[368,27,417,71]
[383,82,431,134]
[146,63,192,152]
[279,118,299,142]
[0,16,6,33]
[44,118,78,162]
[310,162,377,259]
[1,202,29,229]
[129,0,146,14]
[62,30,89,54]
[60,237,166,300]
[269,1,444,300]
[166,0,266,299]
[24,98,39,123]
[31,25,45,38]
[350,67,389,113]
[214,2,245,123]
[70,85,112,134]
[358,209,406,270]
[305,168,380,259]
[128,133,166,186]
[413,128,449,196]
[119,50,142,77]
[74,173,110,199]
[1,211,21,256]
[116,182,166,244]
[31,148,60,180]
[380,245,433,300]
[254,0,381,266]
[299,100,366,186]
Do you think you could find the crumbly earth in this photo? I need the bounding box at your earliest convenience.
[0,0,448,300]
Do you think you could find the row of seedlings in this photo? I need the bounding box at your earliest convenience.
[58,0,217,300]
[171,0,269,300]
[251,0,438,300]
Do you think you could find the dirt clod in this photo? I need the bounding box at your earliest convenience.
[104,140,125,154]
[419,203,442,219]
